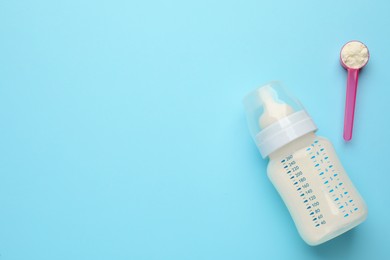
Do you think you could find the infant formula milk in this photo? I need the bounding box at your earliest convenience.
[243,82,367,245]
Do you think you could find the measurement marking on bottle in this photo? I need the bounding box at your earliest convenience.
[282,154,322,227]
[310,140,358,218]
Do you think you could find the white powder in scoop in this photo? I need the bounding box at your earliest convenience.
[341,41,369,69]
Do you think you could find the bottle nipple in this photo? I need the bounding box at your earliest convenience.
[258,86,294,128]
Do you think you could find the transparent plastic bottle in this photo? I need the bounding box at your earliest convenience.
[243,82,367,246]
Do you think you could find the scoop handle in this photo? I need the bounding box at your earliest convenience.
[343,69,359,141]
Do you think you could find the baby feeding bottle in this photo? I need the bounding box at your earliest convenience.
[243,81,367,246]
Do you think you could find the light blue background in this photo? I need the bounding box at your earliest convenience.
[1,0,389,259]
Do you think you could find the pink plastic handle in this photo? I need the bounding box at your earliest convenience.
[343,69,359,141]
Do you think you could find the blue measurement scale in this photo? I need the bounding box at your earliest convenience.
[308,140,359,218]
[280,140,358,229]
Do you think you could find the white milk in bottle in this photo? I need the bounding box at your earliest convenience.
[243,82,367,245]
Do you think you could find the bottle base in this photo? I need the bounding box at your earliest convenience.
[305,213,367,246]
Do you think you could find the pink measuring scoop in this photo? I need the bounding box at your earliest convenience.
[340,41,369,141]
